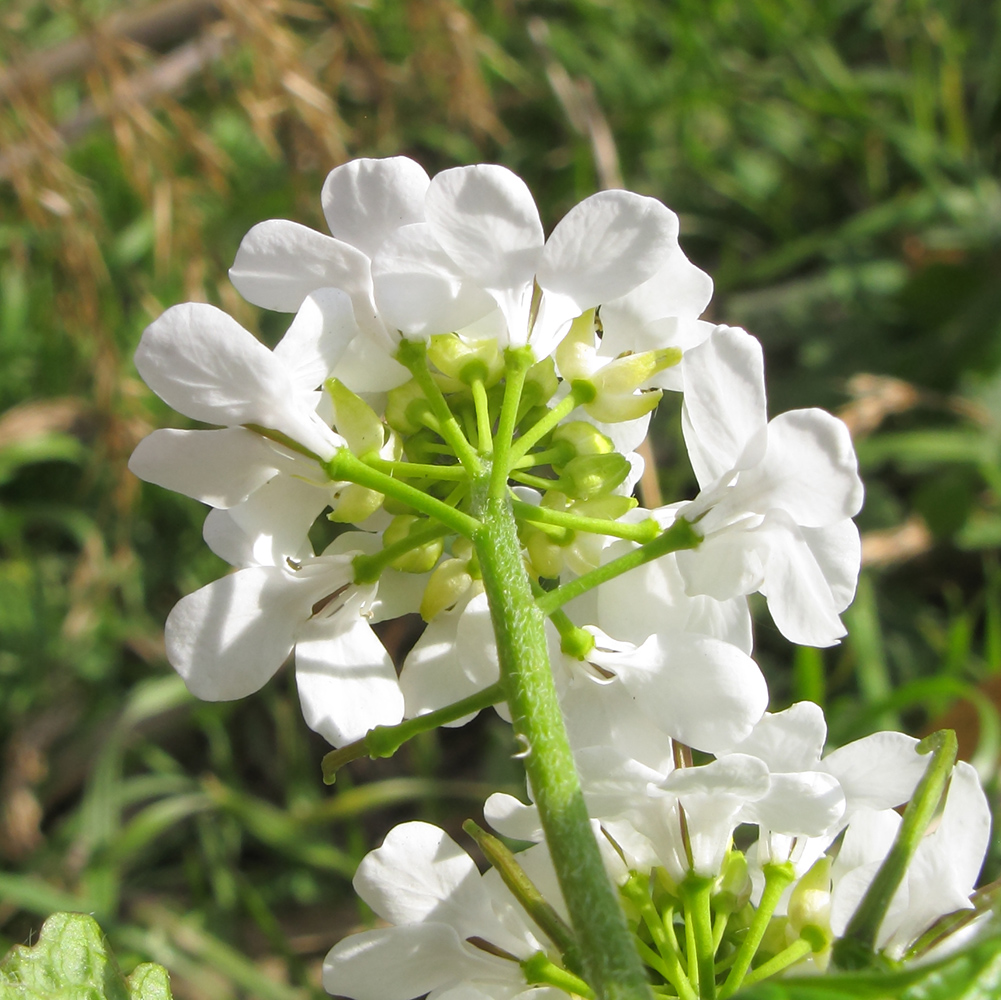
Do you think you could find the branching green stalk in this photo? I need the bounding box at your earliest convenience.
[719,862,795,999]
[320,682,506,782]
[397,340,483,474]
[352,521,450,583]
[737,938,813,988]
[522,953,596,999]
[621,877,695,1000]
[537,519,701,615]
[362,455,467,480]
[472,488,654,1000]
[833,729,958,970]
[507,380,597,466]
[512,500,660,543]
[490,347,534,499]
[325,450,480,538]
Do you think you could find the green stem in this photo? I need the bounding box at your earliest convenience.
[681,878,716,999]
[522,953,595,999]
[512,500,660,543]
[508,380,597,467]
[464,820,584,976]
[471,377,494,454]
[320,682,505,783]
[472,489,653,1000]
[363,455,467,480]
[621,876,695,1000]
[719,862,795,999]
[325,450,480,538]
[537,519,701,616]
[397,339,483,474]
[490,347,534,499]
[832,729,958,970]
[738,939,813,988]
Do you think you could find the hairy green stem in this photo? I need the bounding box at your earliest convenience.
[472,488,654,1000]
[537,518,701,615]
[320,682,506,782]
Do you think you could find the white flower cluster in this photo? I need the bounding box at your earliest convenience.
[129,157,992,998]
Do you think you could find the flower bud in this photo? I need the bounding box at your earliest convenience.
[524,525,566,579]
[382,515,445,573]
[427,333,504,387]
[420,557,474,621]
[787,856,832,951]
[386,379,432,435]
[326,378,384,456]
[521,356,560,410]
[328,483,385,523]
[713,850,752,915]
[559,453,631,500]
[551,421,615,461]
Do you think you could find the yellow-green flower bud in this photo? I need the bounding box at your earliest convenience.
[382,515,445,573]
[427,333,504,387]
[325,378,385,456]
[521,356,559,410]
[559,453,631,500]
[713,850,752,915]
[551,421,615,461]
[554,310,598,382]
[420,557,474,621]
[524,525,565,579]
[328,483,385,523]
[386,379,432,435]
[787,856,832,954]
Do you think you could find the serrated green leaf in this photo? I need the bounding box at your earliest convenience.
[733,933,1001,1000]
[0,913,172,1000]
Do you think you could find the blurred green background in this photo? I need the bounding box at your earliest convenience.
[1,0,1000,996]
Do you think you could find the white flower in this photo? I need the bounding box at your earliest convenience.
[372,163,681,359]
[675,325,864,646]
[229,156,427,390]
[164,528,409,747]
[323,822,564,1000]
[131,289,356,477]
[829,760,992,960]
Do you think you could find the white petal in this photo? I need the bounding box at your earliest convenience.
[675,523,767,603]
[425,165,544,339]
[321,157,430,257]
[333,330,410,392]
[295,617,403,746]
[801,520,861,613]
[821,731,925,814]
[230,219,373,313]
[681,326,767,486]
[600,244,713,333]
[727,409,863,527]
[202,472,328,567]
[372,224,496,337]
[934,760,992,896]
[272,288,359,393]
[484,793,542,843]
[750,771,845,838]
[323,923,496,1000]
[229,219,374,308]
[164,566,313,700]
[135,303,342,459]
[400,592,499,720]
[758,512,848,646]
[731,702,827,772]
[594,632,768,754]
[128,428,282,508]
[355,822,504,940]
[538,191,679,312]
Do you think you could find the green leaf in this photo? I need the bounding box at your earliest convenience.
[0,912,172,1000]
[733,933,1001,1000]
